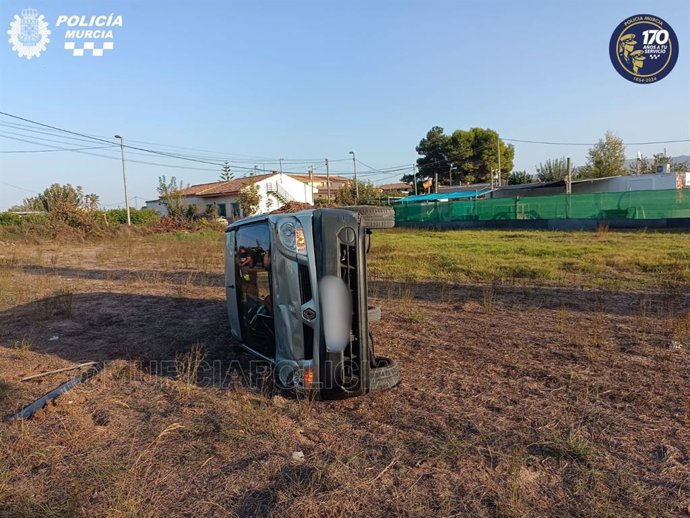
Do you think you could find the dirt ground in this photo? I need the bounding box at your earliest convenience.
[0,236,689,517]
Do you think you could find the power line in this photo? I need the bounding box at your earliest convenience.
[3,111,687,187]
[0,181,40,194]
[0,144,116,154]
[0,111,352,168]
[504,137,690,146]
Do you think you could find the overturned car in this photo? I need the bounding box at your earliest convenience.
[224,206,400,399]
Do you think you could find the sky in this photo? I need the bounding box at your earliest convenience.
[0,0,689,210]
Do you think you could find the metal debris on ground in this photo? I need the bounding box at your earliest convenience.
[7,362,105,421]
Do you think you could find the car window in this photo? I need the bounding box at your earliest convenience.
[235,222,275,358]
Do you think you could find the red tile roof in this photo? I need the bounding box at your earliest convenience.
[177,173,351,198]
[178,174,274,197]
[379,182,411,191]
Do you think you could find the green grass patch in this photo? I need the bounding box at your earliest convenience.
[369,228,690,289]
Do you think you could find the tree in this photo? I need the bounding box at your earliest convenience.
[403,126,514,186]
[238,184,261,216]
[628,154,650,175]
[84,193,100,210]
[157,176,187,219]
[220,161,233,182]
[450,127,514,184]
[334,180,383,205]
[406,126,449,186]
[508,170,533,185]
[23,184,98,212]
[535,157,569,182]
[652,153,689,173]
[579,131,627,179]
[630,152,689,174]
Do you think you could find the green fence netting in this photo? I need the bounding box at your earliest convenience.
[394,189,690,223]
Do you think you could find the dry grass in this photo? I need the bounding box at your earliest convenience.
[0,230,688,517]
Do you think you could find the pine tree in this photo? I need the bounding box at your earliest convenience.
[220,161,233,182]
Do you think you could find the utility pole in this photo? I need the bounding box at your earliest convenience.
[309,166,315,203]
[253,165,257,176]
[413,164,418,195]
[348,151,358,203]
[325,158,331,202]
[279,158,284,173]
[434,171,439,193]
[497,135,501,188]
[449,164,455,187]
[566,157,572,219]
[114,135,131,226]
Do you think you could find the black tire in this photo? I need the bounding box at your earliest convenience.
[341,205,395,229]
[369,356,400,391]
[368,305,381,322]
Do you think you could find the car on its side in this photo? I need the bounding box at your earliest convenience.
[224,205,399,399]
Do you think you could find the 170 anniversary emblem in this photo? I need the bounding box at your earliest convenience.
[609,14,679,84]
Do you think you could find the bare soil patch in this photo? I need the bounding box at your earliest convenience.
[0,235,688,517]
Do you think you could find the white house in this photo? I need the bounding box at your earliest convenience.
[145,173,314,218]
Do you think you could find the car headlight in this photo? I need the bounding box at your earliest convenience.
[279,220,307,254]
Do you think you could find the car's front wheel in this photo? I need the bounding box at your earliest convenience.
[369,356,400,391]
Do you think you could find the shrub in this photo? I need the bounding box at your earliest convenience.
[49,202,107,236]
[21,212,49,225]
[198,218,227,231]
[149,216,198,233]
[105,208,160,225]
[0,212,21,225]
[334,180,384,206]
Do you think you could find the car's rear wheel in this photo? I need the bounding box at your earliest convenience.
[341,205,395,229]
[369,356,400,391]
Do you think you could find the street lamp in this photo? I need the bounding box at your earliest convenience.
[348,151,358,203]
[114,135,131,226]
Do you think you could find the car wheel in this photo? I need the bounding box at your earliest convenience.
[369,356,400,391]
[341,205,395,229]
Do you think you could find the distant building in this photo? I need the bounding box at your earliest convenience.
[378,182,411,197]
[290,174,350,202]
[145,173,313,218]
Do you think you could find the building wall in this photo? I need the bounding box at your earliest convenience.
[255,173,314,212]
[492,173,679,199]
[192,195,242,218]
[298,177,348,200]
[145,173,314,218]
[145,195,240,218]
[144,199,168,216]
[573,173,677,194]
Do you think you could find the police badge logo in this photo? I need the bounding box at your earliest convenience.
[609,14,679,84]
[7,8,51,59]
